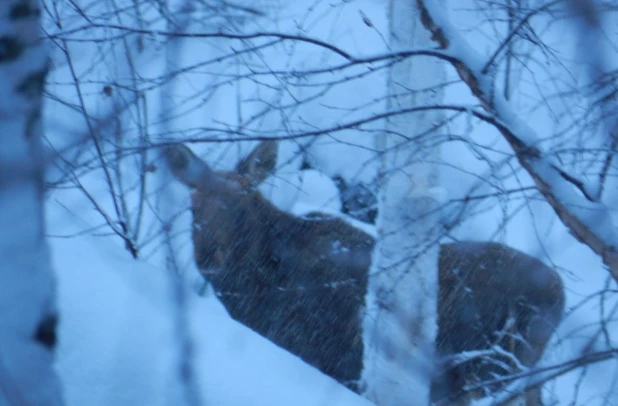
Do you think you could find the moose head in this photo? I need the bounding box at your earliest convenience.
[164,141,565,406]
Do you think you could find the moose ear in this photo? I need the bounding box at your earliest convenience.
[236,140,278,184]
[164,144,212,189]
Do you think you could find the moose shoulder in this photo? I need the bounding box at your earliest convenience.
[164,142,565,406]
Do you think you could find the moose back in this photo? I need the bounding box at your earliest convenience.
[164,141,565,406]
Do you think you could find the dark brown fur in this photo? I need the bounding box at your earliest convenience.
[165,142,565,405]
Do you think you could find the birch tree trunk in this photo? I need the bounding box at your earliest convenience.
[361,0,445,404]
[157,3,203,405]
[0,0,65,404]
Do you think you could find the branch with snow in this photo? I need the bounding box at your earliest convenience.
[417,0,618,283]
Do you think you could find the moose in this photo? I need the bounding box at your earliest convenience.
[164,141,565,406]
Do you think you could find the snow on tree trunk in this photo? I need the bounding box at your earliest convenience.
[361,0,445,405]
[0,1,65,404]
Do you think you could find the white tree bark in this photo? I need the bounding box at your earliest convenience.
[361,0,445,405]
[0,0,64,404]
[157,3,203,406]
